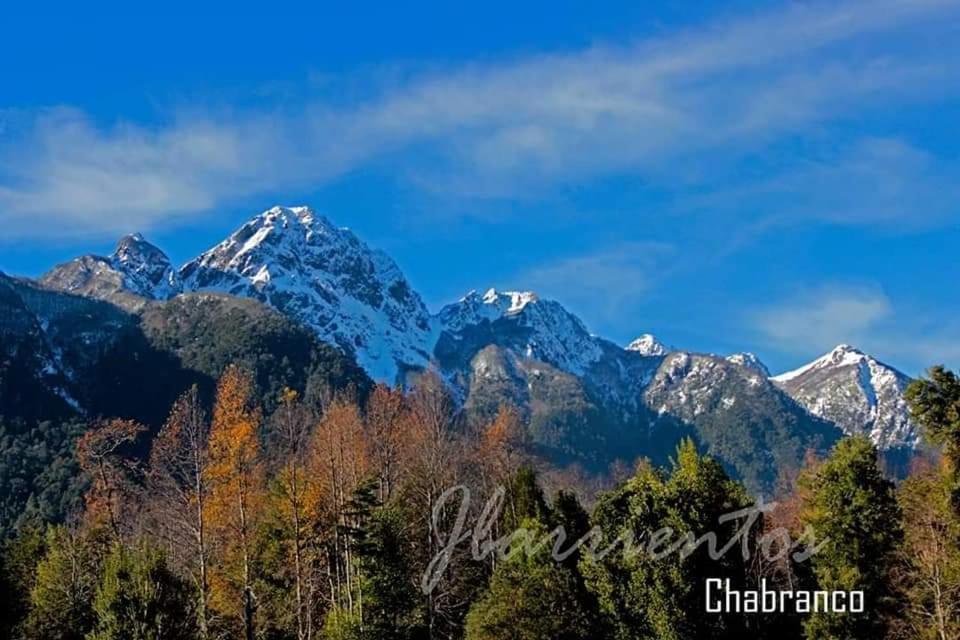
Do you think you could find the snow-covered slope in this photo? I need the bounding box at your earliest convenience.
[726,352,771,376]
[626,334,668,356]
[435,288,605,376]
[40,234,180,311]
[112,233,182,298]
[34,204,920,462]
[179,206,434,382]
[772,344,917,448]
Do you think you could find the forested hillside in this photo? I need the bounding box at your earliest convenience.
[0,276,369,536]
[0,361,957,639]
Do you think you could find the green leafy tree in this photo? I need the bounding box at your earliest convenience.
[87,543,197,640]
[891,468,960,640]
[465,517,599,640]
[23,525,107,640]
[580,439,754,640]
[799,436,902,640]
[906,366,960,509]
[0,526,46,638]
[321,607,363,640]
[356,506,426,640]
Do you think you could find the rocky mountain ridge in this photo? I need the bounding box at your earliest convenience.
[32,206,920,483]
[772,344,918,448]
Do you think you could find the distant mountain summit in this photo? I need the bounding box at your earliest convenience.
[626,334,668,356]
[112,233,182,298]
[41,233,180,310]
[33,204,921,491]
[435,288,605,376]
[725,352,770,376]
[179,206,435,382]
[772,344,918,448]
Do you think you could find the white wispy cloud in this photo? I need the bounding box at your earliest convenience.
[1,0,959,238]
[687,137,960,233]
[751,284,960,373]
[517,242,676,327]
[751,285,893,353]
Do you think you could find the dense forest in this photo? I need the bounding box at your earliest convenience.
[1,362,960,640]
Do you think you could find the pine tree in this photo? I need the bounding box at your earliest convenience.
[501,467,550,533]
[799,436,902,640]
[356,506,426,640]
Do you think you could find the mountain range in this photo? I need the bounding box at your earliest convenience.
[12,205,922,495]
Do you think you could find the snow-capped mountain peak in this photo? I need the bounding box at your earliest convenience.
[442,289,545,332]
[481,288,539,314]
[772,344,917,447]
[772,344,871,383]
[437,288,603,375]
[179,205,434,383]
[39,232,180,308]
[626,333,668,356]
[726,352,770,376]
[111,233,181,299]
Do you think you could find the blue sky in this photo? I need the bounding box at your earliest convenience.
[2,0,959,376]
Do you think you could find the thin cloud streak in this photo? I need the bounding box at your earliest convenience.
[518,242,676,330]
[688,138,960,234]
[1,0,960,238]
[751,285,893,354]
[750,285,960,375]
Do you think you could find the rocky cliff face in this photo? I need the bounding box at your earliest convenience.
[772,344,918,448]
[40,233,179,311]
[725,352,770,376]
[179,206,434,382]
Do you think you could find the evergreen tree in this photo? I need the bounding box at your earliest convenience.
[464,518,599,640]
[356,506,426,640]
[501,466,551,533]
[87,543,197,640]
[580,439,754,640]
[906,366,960,509]
[23,525,107,640]
[799,436,902,640]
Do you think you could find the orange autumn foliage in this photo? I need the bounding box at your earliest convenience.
[205,364,263,640]
[76,417,145,540]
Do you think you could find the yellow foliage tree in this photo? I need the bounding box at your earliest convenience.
[206,364,263,640]
[308,394,371,622]
[365,384,409,503]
